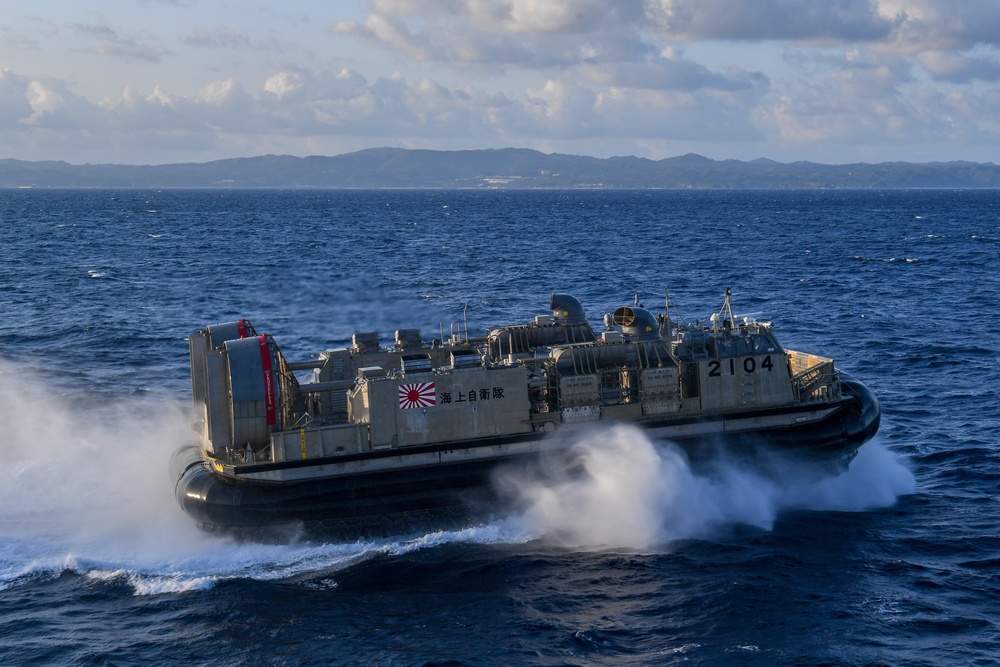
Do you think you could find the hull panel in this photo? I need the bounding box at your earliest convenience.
[172,379,879,533]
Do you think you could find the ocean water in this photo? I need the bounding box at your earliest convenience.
[0,188,997,666]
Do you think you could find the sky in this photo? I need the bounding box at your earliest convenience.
[2,0,1000,166]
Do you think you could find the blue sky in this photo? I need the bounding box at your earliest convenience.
[3,0,1000,165]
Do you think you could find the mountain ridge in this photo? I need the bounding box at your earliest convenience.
[2,148,999,188]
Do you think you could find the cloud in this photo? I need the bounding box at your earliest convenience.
[24,81,67,124]
[916,50,1000,83]
[0,64,673,159]
[71,22,171,62]
[877,0,1000,51]
[5,1,1000,164]
[338,1,651,69]
[367,0,644,35]
[263,71,306,100]
[0,70,37,126]
[578,50,762,92]
[646,0,896,42]
[762,48,924,149]
[350,1,1000,64]
[184,27,253,50]
[347,0,897,67]
[0,70,102,130]
[183,25,287,53]
[0,45,995,166]
[99,78,263,138]
[336,13,436,61]
[2,14,62,52]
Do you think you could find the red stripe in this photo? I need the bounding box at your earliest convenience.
[237,319,249,338]
[257,335,276,426]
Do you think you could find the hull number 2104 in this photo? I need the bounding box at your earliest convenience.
[708,355,775,377]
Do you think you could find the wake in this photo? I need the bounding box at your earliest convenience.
[494,423,915,550]
[0,360,913,594]
[0,360,528,595]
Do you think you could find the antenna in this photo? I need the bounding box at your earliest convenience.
[718,287,736,330]
[663,287,671,336]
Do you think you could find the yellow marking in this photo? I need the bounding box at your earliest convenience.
[301,428,307,459]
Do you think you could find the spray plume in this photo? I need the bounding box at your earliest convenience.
[494,423,914,550]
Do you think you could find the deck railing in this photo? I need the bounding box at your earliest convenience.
[787,350,841,403]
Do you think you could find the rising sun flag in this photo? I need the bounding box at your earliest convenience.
[398,382,436,409]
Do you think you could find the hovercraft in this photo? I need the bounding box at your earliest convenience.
[172,289,880,534]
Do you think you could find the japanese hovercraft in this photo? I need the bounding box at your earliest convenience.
[172,289,880,534]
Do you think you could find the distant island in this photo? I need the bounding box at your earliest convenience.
[2,148,999,189]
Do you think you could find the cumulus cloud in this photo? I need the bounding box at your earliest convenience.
[263,71,306,100]
[4,0,1000,163]
[367,0,644,35]
[263,68,369,104]
[337,0,653,69]
[22,65,641,156]
[0,71,102,130]
[474,0,999,53]
[24,81,66,124]
[349,0,1000,68]
[349,0,895,65]
[0,70,37,124]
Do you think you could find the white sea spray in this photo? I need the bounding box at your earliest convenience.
[493,423,913,550]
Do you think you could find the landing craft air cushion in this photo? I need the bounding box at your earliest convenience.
[171,289,880,533]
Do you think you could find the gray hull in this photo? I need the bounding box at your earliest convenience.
[172,376,879,535]
[175,289,881,535]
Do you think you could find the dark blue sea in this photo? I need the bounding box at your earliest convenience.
[1,188,997,666]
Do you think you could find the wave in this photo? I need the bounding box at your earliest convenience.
[0,360,913,595]
[0,359,535,596]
